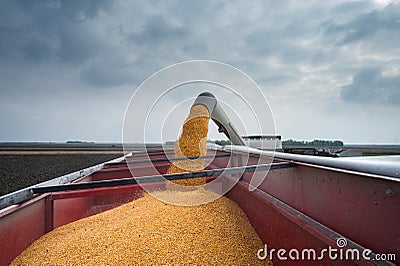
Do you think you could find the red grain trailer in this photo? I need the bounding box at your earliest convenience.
[0,147,398,265]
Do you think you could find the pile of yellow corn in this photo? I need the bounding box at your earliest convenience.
[12,190,271,265]
[11,103,272,265]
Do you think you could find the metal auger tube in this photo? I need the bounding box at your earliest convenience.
[192,92,246,146]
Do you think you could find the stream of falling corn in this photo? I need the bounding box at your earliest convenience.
[166,104,209,189]
[11,105,272,265]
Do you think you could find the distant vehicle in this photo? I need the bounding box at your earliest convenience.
[242,135,283,151]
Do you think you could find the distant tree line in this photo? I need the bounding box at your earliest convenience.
[282,139,344,147]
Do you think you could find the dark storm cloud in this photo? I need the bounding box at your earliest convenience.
[79,57,145,88]
[128,15,189,46]
[56,25,103,64]
[13,0,110,18]
[80,13,201,87]
[341,67,400,104]
[0,0,111,64]
[333,0,372,13]
[242,2,341,68]
[322,3,400,44]
[55,0,112,19]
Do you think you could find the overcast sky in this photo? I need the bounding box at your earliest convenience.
[1,0,399,144]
